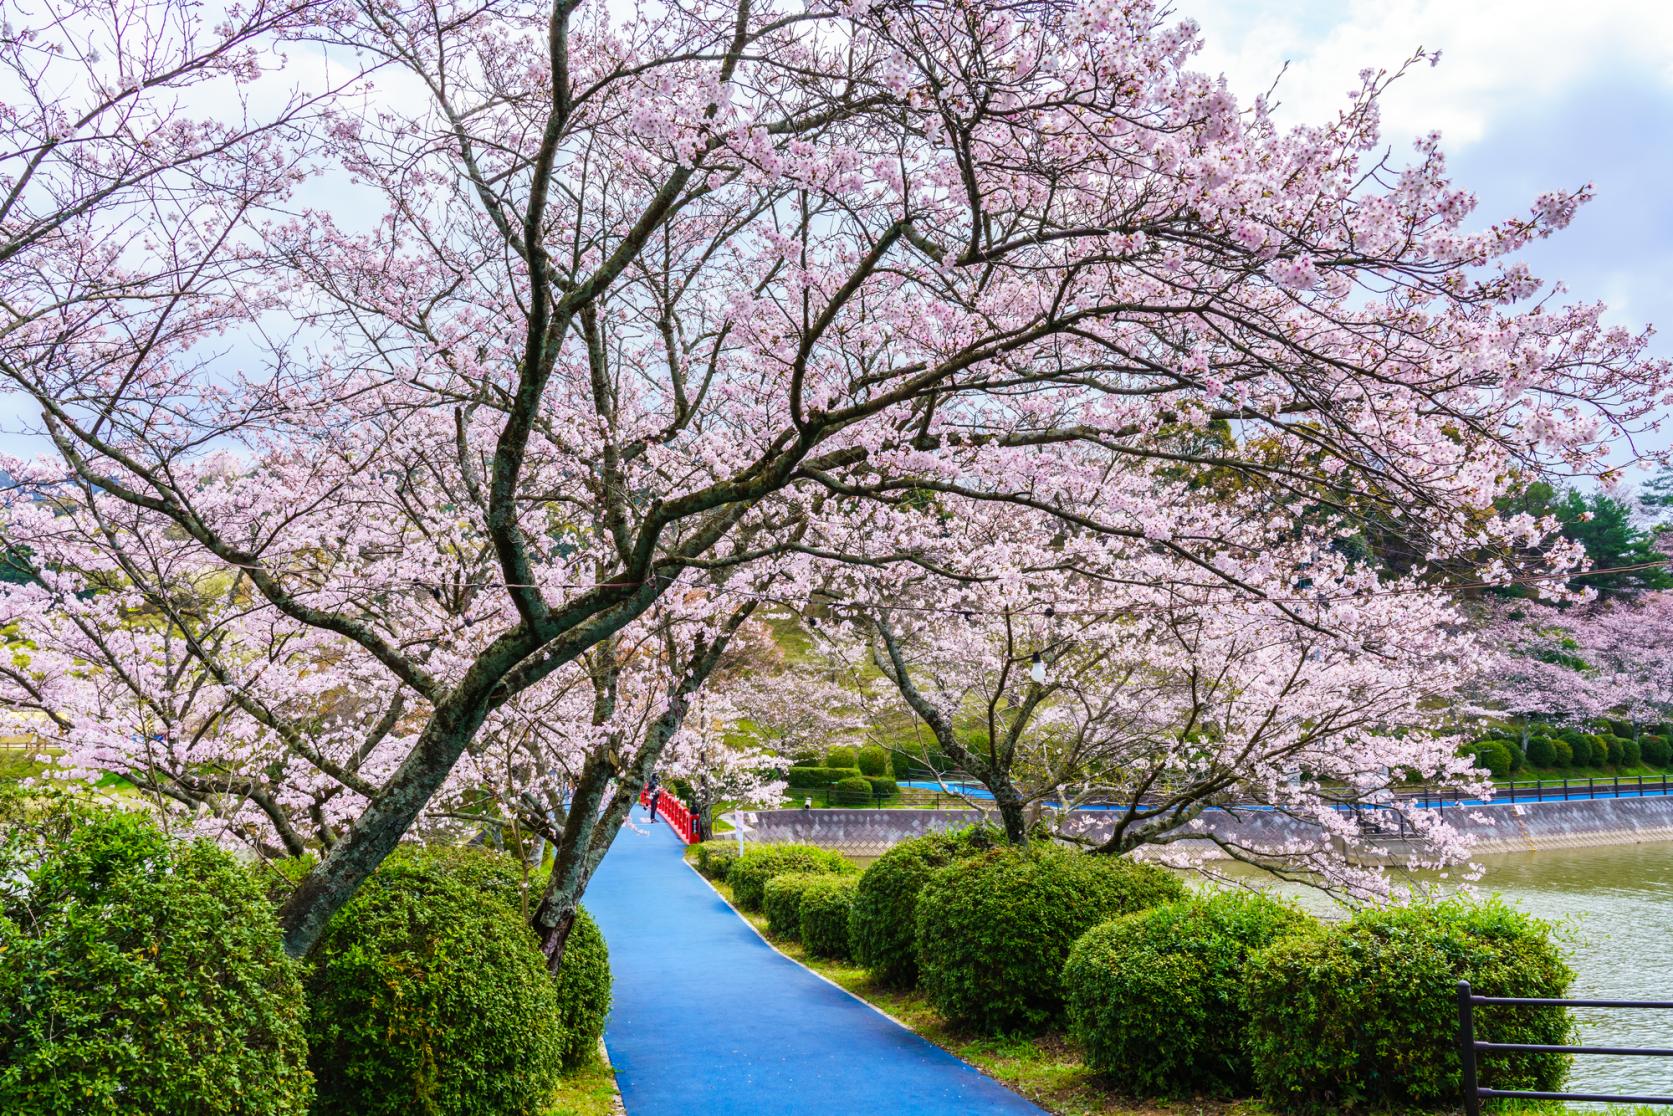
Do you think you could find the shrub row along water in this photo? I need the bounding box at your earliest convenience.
[699,825,1575,1113]
[0,794,612,1115]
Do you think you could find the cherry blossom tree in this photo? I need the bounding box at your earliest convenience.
[1,0,1668,961]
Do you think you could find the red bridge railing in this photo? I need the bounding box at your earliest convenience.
[639,785,700,844]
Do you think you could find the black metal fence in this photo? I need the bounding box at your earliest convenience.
[1414,773,1673,809]
[1458,979,1673,1114]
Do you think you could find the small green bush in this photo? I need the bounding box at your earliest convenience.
[1503,738,1524,771]
[866,776,899,798]
[915,845,1186,1033]
[785,765,863,789]
[305,848,566,1115]
[694,839,742,880]
[1550,737,1574,767]
[729,844,857,911]
[800,876,861,959]
[0,801,312,1115]
[553,908,612,1070]
[1643,734,1671,766]
[1525,733,1557,767]
[1064,892,1311,1095]
[1244,899,1572,1114]
[849,826,1002,987]
[1471,740,1514,778]
[825,745,858,768]
[891,750,917,779]
[856,746,890,776]
[1621,738,1642,768]
[764,872,830,940]
[832,775,875,805]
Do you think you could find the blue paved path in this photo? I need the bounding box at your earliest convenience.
[584,806,1045,1116]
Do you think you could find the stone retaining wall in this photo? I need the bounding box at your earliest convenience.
[733,794,1673,860]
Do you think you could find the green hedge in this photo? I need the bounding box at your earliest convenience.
[866,776,899,798]
[305,848,566,1115]
[553,908,612,1070]
[832,775,874,805]
[825,746,857,768]
[785,765,862,789]
[800,876,861,959]
[1244,899,1572,1113]
[856,746,890,776]
[1471,740,1514,777]
[915,846,1186,1032]
[729,845,857,911]
[1525,734,1557,767]
[693,839,742,880]
[0,800,312,1115]
[764,872,831,940]
[1645,734,1671,766]
[1064,892,1311,1095]
[849,826,1001,987]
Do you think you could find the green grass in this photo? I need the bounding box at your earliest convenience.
[543,1053,620,1116]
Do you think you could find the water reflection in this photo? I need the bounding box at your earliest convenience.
[1220,842,1673,1096]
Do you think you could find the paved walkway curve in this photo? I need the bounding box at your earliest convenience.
[583,807,1045,1116]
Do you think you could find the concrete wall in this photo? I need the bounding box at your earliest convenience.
[735,794,1673,860]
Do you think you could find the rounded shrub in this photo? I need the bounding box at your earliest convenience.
[800,876,861,959]
[1643,734,1671,767]
[1525,733,1557,768]
[856,746,890,776]
[1064,891,1311,1095]
[1549,737,1574,767]
[1243,899,1572,1114]
[553,908,612,1070]
[915,845,1186,1033]
[891,750,918,779]
[0,800,312,1115]
[849,826,1002,987]
[729,844,857,911]
[832,775,874,805]
[694,839,741,880]
[305,848,565,1116]
[866,776,899,798]
[1471,740,1514,778]
[825,745,857,769]
[785,765,862,789]
[764,872,829,940]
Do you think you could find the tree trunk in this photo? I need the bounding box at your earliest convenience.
[990,777,1029,846]
[277,700,489,957]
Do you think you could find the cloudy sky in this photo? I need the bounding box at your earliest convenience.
[1181,0,1673,466]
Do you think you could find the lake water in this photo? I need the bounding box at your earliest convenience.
[1237,841,1673,1098]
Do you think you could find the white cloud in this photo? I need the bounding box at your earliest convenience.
[1179,0,1673,148]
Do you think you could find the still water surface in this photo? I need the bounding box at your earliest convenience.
[1241,842,1673,1098]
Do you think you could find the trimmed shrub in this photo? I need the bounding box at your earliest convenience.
[915,845,1186,1032]
[1643,734,1671,767]
[729,844,857,911]
[832,775,875,805]
[764,872,829,940]
[1471,740,1514,778]
[1525,733,1557,768]
[694,839,741,880]
[790,756,819,768]
[785,765,862,789]
[1621,737,1643,768]
[305,849,565,1115]
[1503,738,1525,772]
[891,749,918,780]
[553,909,612,1070]
[0,801,312,1115]
[1244,899,1572,1114]
[800,876,861,959]
[825,745,857,768]
[867,776,899,798]
[1064,891,1312,1095]
[849,825,1003,987]
[856,745,890,776]
[1550,737,1574,767]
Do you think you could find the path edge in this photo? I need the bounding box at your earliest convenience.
[679,856,1044,1112]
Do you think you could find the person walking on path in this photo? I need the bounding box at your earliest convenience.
[647,772,662,822]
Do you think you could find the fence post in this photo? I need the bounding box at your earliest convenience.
[1458,980,1480,1116]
